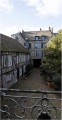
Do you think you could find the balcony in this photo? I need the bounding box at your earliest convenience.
[0,88,62,119]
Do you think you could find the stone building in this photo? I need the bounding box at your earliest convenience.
[12,27,54,67]
[0,34,30,88]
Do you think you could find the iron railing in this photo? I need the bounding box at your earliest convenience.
[0,88,62,119]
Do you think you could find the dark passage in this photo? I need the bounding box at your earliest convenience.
[33,59,41,67]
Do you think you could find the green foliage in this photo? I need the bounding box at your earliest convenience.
[52,73,61,90]
[40,30,62,90]
[46,30,62,50]
[25,64,33,76]
[40,64,55,80]
[40,64,48,76]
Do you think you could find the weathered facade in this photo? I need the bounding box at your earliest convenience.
[12,27,55,67]
[21,27,53,67]
[0,34,30,88]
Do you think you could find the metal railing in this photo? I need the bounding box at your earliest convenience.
[0,88,62,119]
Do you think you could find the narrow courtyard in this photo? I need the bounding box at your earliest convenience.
[12,68,51,90]
[1,68,61,119]
[10,68,61,119]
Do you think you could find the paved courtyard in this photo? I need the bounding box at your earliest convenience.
[12,68,51,90]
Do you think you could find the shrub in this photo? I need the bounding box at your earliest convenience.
[52,73,61,91]
[40,64,54,78]
[40,64,48,76]
[40,64,56,84]
[25,64,33,76]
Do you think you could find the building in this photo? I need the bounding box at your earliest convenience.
[0,34,30,88]
[11,27,54,67]
[11,31,29,48]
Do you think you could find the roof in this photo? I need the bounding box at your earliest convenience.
[21,30,53,40]
[0,34,29,53]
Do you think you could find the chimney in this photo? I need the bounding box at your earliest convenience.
[49,27,51,31]
[52,27,53,33]
[22,30,24,33]
[40,28,41,31]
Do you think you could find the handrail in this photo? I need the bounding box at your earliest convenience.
[0,88,62,94]
[0,88,62,119]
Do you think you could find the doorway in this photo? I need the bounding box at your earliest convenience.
[33,59,41,67]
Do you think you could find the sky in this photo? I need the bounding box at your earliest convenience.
[0,0,62,36]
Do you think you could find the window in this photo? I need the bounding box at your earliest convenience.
[41,36,46,40]
[35,43,38,48]
[12,56,17,66]
[41,43,43,48]
[19,54,23,63]
[24,42,26,46]
[35,43,41,49]
[4,55,8,67]
[35,36,39,40]
[8,55,12,67]
[27,55,29,61]
[29,43,31,48]
[41,43,45,48]
[35,51,41,57]
[19,55,21,63]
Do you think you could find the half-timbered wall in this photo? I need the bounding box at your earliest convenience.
[2,69,17,88]
[1,52,30,88]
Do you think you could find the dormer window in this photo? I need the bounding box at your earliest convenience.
[41,36,46,40]
[35,36,39,40]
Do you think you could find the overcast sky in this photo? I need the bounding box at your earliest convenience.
[0,0,62,36]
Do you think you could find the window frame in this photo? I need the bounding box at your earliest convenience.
[35,36,39,40]
[41,36,46,40]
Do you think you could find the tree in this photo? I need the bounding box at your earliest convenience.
[40,30,62,90]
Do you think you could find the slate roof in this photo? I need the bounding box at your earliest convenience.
[0,34,29,53]
[21,30,53,40]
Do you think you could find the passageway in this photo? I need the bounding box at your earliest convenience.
[33,59,41,67]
